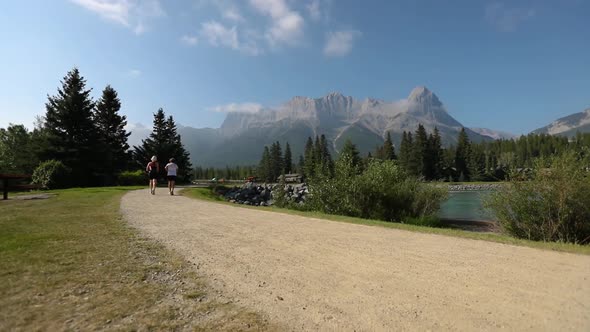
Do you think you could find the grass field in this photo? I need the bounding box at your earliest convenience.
[184,187,590,255]
[0,187,273,331]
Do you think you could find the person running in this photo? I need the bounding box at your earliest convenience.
[146,156,160,195]
[165,158,179,195]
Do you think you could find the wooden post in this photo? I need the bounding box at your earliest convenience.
[2,178,7,200]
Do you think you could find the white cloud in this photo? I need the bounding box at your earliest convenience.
[485,2,535,32]
[200,21,239,49]
[209,102,263,113]
[222,6,245,22]
[180,34,199,46]
[249,0,305,46]
[69,0,165,35]
[128,69,142,77]
[323,30,361,57]
[199,21,262,55]
[306,0,321,21]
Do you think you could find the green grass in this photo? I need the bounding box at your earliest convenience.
[0,186,275,331]
[183,187,590,255]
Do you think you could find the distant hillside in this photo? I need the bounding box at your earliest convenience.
[469,127,517,140]
[532,108,590,137]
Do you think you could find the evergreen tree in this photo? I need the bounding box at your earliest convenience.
[133,109,191,182]
[93,85,131,184]
[455,128,471,181]
[258,146,271,182]
[270,141,283,181]
[284,142,293,174]
[405,132,421,177]
[338,139,362,173]
[43,68,100,186]
[303,136,315,178]
[297,155,305,174]
[318,134,334,176]
[133,108,167,170]
[164,115,192,180]
[427,127,443,180]
[398,131,411,170]
[414,124,429,178]
[382,132,397,160]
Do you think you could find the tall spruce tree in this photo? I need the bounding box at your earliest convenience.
[427,127,443,180]
[133,109,191,182]
[318,134,334,176]
[270,141,284,181]
[414,124,429,178]
[94,85,131,184]
[398,131,411,170]
[455,128,471,181]
[164,115,192,181]
[378,132,396,160]
[303,136,315,178]
[258,146,271,182]
[43,68,100,186]
[284,142,293,174]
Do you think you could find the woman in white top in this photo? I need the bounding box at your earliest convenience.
[165,158,179,195]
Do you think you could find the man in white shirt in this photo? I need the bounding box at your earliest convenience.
[165,158,179,195]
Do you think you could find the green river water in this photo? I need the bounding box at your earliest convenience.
[438,191,495,221]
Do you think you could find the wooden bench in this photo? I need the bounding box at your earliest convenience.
[0,174,33,200]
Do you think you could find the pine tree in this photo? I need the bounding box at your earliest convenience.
[164,115,192,181]
[382,132,396,160]
[284,142,293,174]
[270,141,283,181]
[303,136,315,178]
[427,127,443,180]
[414,124,429,178]
[133,109,191,182]
[318,134,334,176]
[258,146,271,182]
[133,108,167,170]
[94,85,131,184]
[398,131,411,170]
[43,68,100,186]
[405,132,421,177]
[455,128,471,181]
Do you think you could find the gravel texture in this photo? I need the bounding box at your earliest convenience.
[121,189,590,331]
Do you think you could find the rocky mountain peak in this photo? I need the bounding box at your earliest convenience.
[408,86,442,107]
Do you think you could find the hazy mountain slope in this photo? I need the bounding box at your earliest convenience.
[131,87,497,167]
[470,127,517,140]
[532,109,590,137]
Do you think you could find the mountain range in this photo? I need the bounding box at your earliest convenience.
[532,108,590,137]
[127,87,588,167]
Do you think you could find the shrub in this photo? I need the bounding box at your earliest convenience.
[485,151,590,244]
[307,158,448,222]
[31,160,71,189]
[117,170,148,186]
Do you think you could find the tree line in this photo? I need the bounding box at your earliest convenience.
[249,126,590,183]
[0,68,191,187]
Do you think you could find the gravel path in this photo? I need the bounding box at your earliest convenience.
[121,189,590,331]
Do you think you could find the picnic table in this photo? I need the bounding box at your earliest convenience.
[0,174,31,200]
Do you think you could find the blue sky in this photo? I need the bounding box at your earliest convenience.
[0,0,588,134]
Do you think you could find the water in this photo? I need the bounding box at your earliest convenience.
[438,191,495,221]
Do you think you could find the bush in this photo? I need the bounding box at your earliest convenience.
[485,151,590,244]
[31,160,71,189]
[307,158,448,222]
[117,170,148,186]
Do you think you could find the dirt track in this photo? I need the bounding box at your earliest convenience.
[121,189,590,331]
